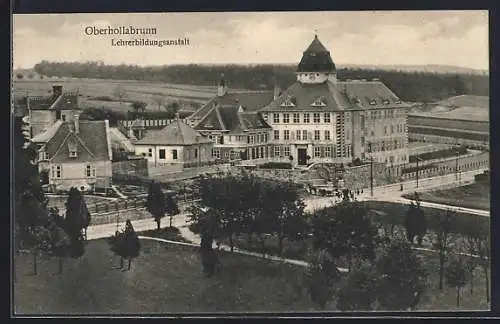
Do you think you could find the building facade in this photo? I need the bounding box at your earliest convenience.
[189,80,275,162]
[31,116,113,192]
[133,117,214,170]
[258,35,410,174]
[27,85,80,138]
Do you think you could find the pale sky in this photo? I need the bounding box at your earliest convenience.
[12,11,489,70]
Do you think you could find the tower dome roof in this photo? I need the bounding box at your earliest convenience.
[297,35,336,73]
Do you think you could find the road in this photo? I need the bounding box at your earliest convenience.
[88,168,489,242]
[305,168,489,217]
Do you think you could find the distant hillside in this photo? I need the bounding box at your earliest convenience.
[435,95,489,109]
[339,64,488,76]
[18,61,490,103]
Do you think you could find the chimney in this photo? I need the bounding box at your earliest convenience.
[52,85,63,97]
[273,83,281,100]
[217,76,227,97]
[74,114,79,134]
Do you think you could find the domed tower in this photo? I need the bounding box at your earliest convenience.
[296,34,337,84]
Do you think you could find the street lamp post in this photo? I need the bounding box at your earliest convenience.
[368,142,373,197]
[455,151,460,183]
[415,156,423,188]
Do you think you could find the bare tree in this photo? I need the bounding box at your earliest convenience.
[432,209,455,291]
[152,95,165,111]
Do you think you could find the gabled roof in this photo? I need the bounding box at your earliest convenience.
[34,120,111,162]
[134,119,212,146]
[297,35,336,73]
[28,93,79,111]
[194,105,271,134]
[188,91,275,121]
[260,80,410,112]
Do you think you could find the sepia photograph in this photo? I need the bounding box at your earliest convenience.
[12,10,490,315]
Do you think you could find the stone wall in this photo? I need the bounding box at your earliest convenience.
[91,207,150,226]
[342,162,388,190]
[112,157,148,177]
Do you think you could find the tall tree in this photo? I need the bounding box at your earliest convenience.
[165,194,180,228]
[336,261,379,311]
[65,187,90,240]
[146,181,166,230]
[375,239,428,311]
[312,202,378,271]
[404,197,427,246]
[432,210,455,291]
[304,249,341,309]
[445,255,468,307]
[152,95,165,111]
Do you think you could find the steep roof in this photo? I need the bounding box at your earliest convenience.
[28,92,79,111]
[134,119,212,146]
[34,120,111,163]
[297,35,336,73]
[194,105,271,134]
[188,91,275,121]
[260,80,410,112]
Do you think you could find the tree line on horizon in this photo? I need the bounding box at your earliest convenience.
[32,61,489,103]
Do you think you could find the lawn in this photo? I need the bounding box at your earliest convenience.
[13,239,316,315]
[402,182,490,211]
[14,236,490,314]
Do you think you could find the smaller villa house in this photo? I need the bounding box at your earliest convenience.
[31,116,113,193]
[133,117,214,172]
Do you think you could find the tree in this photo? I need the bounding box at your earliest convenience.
[263,180,306,256]
[336,261,378,311]
[432,209,455,291]
[48,212,72,274]
[65,187,90,241]
[165,194,180,228]
[108,220,141,270]
[404,197,427,246]
[462,217,490,302]
[445,256,468,307]
[375,239,428,310]
[131,101,147,114]
[304,249,341,309]
[146,181,166,230]
[312,202,378,271]
[152,95,165,111]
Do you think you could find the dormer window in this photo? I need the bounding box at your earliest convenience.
[280,96,296,107]
[395,99,402,104]
[369,99,377,105]
[68,142,77,158]
[39,150,48,161]
[383,99,390,105]
[311,97,327,107]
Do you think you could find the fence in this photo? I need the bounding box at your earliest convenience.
[118,119,188,129]
[402,151,489,181]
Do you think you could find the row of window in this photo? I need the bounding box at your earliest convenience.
[368,109,406,120]
[366,124,405,137]
[50,164,95,179]
[273,129,332,141]
[207,133,269,145]
[373,155,407,164]
[367,138,406,152]
[146,148,191,160]
[272,112,337,124]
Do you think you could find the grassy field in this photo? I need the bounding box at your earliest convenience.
[13,237,489,314]
[403,182,490,211]
[12,79,219,113]
[14,239,317,315]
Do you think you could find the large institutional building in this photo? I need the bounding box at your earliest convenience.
[189,35,411,175]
